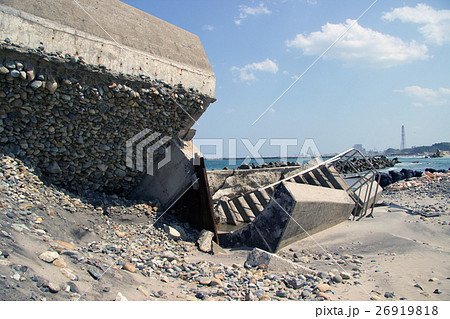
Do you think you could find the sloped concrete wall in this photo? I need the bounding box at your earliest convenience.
[207,166,305,201]
[220,182,355,252]
[0,0,215,96]
[0,1,216,196]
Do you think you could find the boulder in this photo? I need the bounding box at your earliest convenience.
[197,229,214,252]
[400,168,414,179]
[377,173,392,188]
[39,251,59,263]
[389,170,404,183]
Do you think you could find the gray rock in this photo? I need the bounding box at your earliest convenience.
[245,291,256,301]
[12,273,21,281]
[66,281,80,294]
[384,292,395,298]
[333,274,343,283]
[46,281,60,293]
[4,61,16,69]
[161,250,177,262]
[6,212,16,219]
[47,161,62,174]
[30,81,43,89]
[340,272,351,280]
[10,70,20,78]
[39,251,59,263]
[285,277,305,289]
[301,288,312,298]
[246,248,315,275]
[0,66,9,74]
[164,225,181,240]
[197,229,214,252]
[88,266,102,280]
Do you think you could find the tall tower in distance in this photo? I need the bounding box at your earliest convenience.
[400,125,406,150]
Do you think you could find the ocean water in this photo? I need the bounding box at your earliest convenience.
[380,156,450,172]
[204,157,313,171]
[204,156,450,172]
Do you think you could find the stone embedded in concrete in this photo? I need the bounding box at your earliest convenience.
[245,248,315,275]
[219,182,355,252]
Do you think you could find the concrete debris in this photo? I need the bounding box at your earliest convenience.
[245,248,315,275]
[197,230,214,253]
[39,251,59,263]
[115,292,128,301]
[164,225,181,240]
[220,182,355,252]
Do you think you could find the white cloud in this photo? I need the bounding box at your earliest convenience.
[202,25,214,31]
[383,4,450,45]
[231,58,279,81]
[286,19,430,67]
[235,3,271,25]
[395,85,450,107]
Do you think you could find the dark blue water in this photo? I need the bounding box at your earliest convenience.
[205,156,450,172]
[380,156,450,172]
[204,157,315,171]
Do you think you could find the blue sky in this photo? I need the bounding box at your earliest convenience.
[122,0,450,157]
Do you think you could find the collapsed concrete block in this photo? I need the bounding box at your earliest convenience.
[246,248,315,275]
[219,182,355,252]
[130,139,200,209]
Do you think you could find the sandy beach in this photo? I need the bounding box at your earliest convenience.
[1,154,449,301]
[279,174,450,301]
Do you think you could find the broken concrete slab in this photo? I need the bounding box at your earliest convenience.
[130,139,201,210]
[197,229,214,253]
[219,182,355,253]
[207,165,305,201]
[245,248,315,275]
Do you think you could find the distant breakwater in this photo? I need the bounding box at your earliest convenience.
[377,167,449,188]
[335,156,399,174]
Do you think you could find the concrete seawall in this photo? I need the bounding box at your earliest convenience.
[0,0,215,96]
[0,1,216,195]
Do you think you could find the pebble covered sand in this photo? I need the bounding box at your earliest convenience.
[0,154,448,301]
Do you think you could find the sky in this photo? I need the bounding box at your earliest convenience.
[122,0,450,157]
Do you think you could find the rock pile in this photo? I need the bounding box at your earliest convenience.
[336,156,399,174]
[0,40,213,194]
[236,161,302,170]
